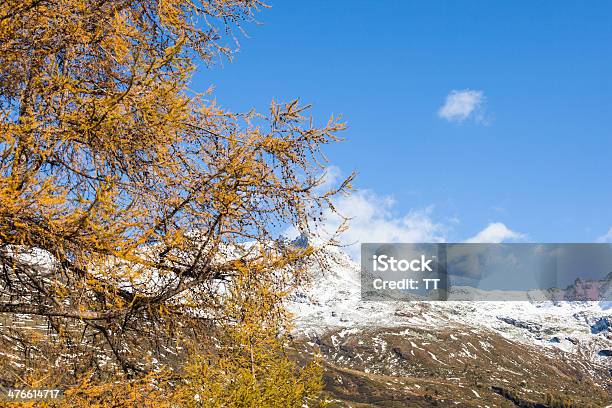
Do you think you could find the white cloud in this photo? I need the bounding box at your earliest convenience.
[287,167,527,259]
[438,89,485,123]
[315,190,447,259]
[596,228,612,243]
[464,222,525,243]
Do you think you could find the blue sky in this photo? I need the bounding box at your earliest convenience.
[194,1,612,246]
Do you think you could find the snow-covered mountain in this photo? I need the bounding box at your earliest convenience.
[2,241,611,405]
[288,245,612,407]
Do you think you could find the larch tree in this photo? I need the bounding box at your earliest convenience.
[0,0,351,405]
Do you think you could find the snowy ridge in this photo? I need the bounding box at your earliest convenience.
[288,245,612,362]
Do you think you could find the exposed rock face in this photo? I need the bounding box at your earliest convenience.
[496,316,545,334]
[549,273,612,301]
[591,316,612,334]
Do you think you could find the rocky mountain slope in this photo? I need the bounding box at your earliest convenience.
[288,246,612,407]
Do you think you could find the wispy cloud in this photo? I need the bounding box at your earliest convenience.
[464,222,526,243]
[315,165,342,193]
[438,89,486,123]
[316,191,447,259]
[596,227,612,243]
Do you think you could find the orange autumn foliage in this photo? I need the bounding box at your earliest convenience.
[0,1,351,405]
